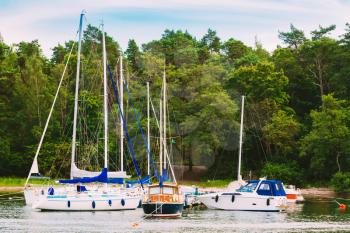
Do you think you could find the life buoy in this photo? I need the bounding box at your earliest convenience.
[215,195,219,202]
[231,195,235,203]
[92,201,96,209]
[121,199,125,206]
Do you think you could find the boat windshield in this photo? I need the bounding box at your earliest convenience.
[163,187,174,194]
[149,187,161,195]
[237,182,258,192]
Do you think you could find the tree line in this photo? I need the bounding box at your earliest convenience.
[1,23,350,190]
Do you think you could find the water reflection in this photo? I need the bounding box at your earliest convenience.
[1,193,350,232]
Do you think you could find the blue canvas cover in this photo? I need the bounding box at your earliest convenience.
[107,178,124,184]
[59,168,109,184]
[251,180,286,196]
[248,180,286,196]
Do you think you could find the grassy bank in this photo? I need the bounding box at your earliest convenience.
[0,177,52,187]
[179,179,231,188]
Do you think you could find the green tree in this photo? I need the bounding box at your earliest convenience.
[228,61,289,105]
[311,24,336,41]
[300,95,350,180]
[299,37,340,99]
[201,29,221,54]
[125,39,141,72]
[262,110,300,156]
[222,38,250,63]
[278,24,307,49]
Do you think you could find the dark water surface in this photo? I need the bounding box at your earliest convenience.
[1,193,350,232]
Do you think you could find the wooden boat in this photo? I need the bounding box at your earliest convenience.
[142,183,184,217]
[142,66,184,217]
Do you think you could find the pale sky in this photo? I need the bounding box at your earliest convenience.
[0,0,349,57]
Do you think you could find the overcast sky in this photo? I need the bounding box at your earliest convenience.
[0,0,349,57]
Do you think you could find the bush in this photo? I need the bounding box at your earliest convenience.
[331,172,350,192]
[261,162,303,186]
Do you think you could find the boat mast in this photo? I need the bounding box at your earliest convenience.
[71,11,84,179]
[120,55,124,172]
[159,99,163,177]
[102,21,108,169]
[147,82,150,176]
[237,95,245,182]
[163,65,167,171]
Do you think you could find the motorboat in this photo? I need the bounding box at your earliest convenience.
[199,179,287,212]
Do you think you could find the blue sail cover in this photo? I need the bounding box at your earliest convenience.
[59,168,110,184]
[162,168,168,181]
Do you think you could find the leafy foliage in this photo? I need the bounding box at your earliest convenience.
[331,172,350,192]
[2,22,350,191]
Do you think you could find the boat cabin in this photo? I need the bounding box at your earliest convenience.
[237,180,286,197]
[145,183,182,203]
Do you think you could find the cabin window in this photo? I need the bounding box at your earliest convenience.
[259,183,271,191]
[163,187,174,194]
[257,182,273,196]
[150,187,160,194]
[237,182,258,192]
[275,184,280,191]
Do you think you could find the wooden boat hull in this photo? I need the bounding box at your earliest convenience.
[142,202,183,217]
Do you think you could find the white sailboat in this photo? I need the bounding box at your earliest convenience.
[198,96,287,212]
[24,12,140,211]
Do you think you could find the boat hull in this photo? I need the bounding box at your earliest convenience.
[285,188,304,203]
[32,194,140,211]
[142,202,184,217]
[199,193,286,212]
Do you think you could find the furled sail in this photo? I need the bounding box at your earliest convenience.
[70,163,130,179]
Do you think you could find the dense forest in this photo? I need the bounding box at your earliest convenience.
[1,23,350,189]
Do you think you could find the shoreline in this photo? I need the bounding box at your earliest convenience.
[0,186,337,199]
[0,186,24,192]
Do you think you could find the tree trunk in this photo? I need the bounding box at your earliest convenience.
[188,145,193,171]
[336,151,341,172]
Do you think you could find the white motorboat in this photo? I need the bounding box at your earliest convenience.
[199,179,287,212]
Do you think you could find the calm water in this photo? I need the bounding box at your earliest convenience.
[1,193,350,232]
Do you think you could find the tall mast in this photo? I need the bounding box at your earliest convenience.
[71,11,84,179]
[159,100,163,177]
[163,65,167,170]
[237,95,245,181]
[147,82,150,176]
[102,21,108,169]
[120,55,124,172]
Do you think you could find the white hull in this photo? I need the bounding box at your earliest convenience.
[199,193,287,212]
[32,193,140,211]
[284,186,304,204]
[24,188,37,206]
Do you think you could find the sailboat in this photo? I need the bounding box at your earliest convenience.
[142,68,184,218]
[198,96,288,212]
[24,12,140,211]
